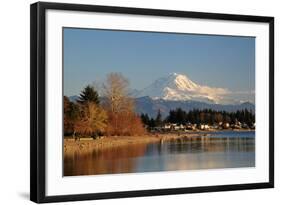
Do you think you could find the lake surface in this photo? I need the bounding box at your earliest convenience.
[64,131,255,176]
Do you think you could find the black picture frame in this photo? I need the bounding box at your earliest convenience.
[30,2,274,203]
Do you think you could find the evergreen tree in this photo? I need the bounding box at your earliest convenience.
[155,109,162,126]
[140,113,150,126]
[164,108,255,125]
[77,85,100,105]
[149,118,156,128]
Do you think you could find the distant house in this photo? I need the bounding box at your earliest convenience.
[241,123,249,129]
[169,123,185,131]
[163,124,171,130]
[170,123,177,130]
[232,124,241,129]
[231,120,242,129]
[250,123,255,129]
[179,124,185,130]
[236,120,242,127]
[186,123,196,130]
[199,124,209,130]
[173,125,180,130]
[212,123,219,129]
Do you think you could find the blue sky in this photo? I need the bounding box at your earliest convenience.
[63,28,255,99]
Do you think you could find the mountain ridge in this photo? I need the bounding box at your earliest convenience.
[134,96,255,118]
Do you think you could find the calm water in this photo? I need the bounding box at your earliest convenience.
[64,131,255,176]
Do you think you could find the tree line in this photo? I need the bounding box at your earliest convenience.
[64,73,146,138]
[141,108,255,128]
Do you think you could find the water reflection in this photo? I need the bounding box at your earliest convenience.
[64,131,255,176]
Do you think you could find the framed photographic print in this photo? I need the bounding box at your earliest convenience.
[30,2,274,203]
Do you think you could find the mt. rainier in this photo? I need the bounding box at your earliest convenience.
[136,73,229,104]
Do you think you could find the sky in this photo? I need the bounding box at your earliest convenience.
[63,28,255,101]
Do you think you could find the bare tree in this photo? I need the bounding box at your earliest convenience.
[103,73,134,114]
[102,73,145,136]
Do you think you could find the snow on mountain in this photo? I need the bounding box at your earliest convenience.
[136,73,229,104]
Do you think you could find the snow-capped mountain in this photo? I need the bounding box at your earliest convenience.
[136,73,229,104]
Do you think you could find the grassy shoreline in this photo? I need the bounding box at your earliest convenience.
[64,129,254,154]
[64,133,200,153]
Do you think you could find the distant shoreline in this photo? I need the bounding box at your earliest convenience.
[182,128,255,133]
